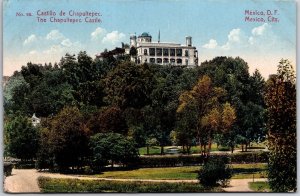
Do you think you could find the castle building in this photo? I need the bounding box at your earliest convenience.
[129,32,198,67]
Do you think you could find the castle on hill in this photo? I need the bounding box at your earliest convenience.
[96,32,198,67]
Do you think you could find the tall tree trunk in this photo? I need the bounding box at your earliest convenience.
[231,145,234,153]
[160,146,164,155]
[207,131,212,156]
[199,140,202,155]
[187,146,191,154]
[245,143,248,152]
[242,144,244,152]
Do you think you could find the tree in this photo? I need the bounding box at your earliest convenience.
[177,75,229,155]
[3,73,30,115]
[142,66,197,155]
[87,106,128,135]
[20,63,44,88]
[5,115,39,161]
[264,59,296,192]
[104,62,153,109]
[198,57,266,151]
[145,137,158,155]
[37,106,90,171]
[201,102,236,154]
[89,133,139,170]
[28,69,75,117]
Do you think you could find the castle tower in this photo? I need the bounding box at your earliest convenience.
[130,34,137,47]
[138,32,152,43]
[186,36,192,46]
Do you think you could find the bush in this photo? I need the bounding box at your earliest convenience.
[138,152,268,168]
[229,152,268,163]
[198,156,232,187]
[14,160,35,169]
[38,177,222,193]
[4,162,13,176]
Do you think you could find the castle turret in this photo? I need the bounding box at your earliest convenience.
[186,36,192,46]
[130,34,137,47]
[138,32,152,43]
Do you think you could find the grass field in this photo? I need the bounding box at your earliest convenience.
[249,181,270,192]
[38,177,223,193]
[90,163,267,180]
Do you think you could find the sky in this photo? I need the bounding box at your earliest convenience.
[3,0,296,78]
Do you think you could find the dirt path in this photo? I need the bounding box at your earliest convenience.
[4,169,41,193]
[4,169,267,193]
[223,178,267,192]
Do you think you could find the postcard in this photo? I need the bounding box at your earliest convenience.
[3,0,297,193]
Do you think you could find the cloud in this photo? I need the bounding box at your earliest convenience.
[221,28,248,50]
[91,27,106,40]
[102,31,126,44]
[251,23,270,36]
[29,50,37,55]
[43,44,64,55]
[199,23,295,79]
[248,23,276,47]
[46,30,65,40]
[61,39,72,47]
[202,39,218,49]
[228,28,242,43]
[23,34,37,45]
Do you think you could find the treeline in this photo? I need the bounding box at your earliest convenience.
[4,52,266,170]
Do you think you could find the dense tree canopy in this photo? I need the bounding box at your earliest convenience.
[37,106,89,171]
[4,52,274,173]
[264,59,296,192]
[198,57,266,151]
[5,115,39,160]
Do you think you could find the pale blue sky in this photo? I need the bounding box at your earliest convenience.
[3,0,296,77]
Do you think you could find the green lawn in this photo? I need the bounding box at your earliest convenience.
[91,163,267,180]
[249,181,270,192]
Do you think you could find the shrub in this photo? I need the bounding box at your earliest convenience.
[14,160,35,169]
[138,152,268,168]
[4,162,13,176]
[38,177,223,193]
[197,156,232,187]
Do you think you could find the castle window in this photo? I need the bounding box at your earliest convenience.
[149,48,155,56]
[177,59,182,64]
[144,49,148,55]
[170,49,175,56]
[176,49,182,57]
[150,58,155,63]
[156,48,162,56]
[170,58,175,64]
[185,50,189,57]
[185,59,188,66]
[157,58,162,64]
[163,58,169,63]
[163,48,169,56]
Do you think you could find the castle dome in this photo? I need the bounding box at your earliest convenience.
[140,32,151,37]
